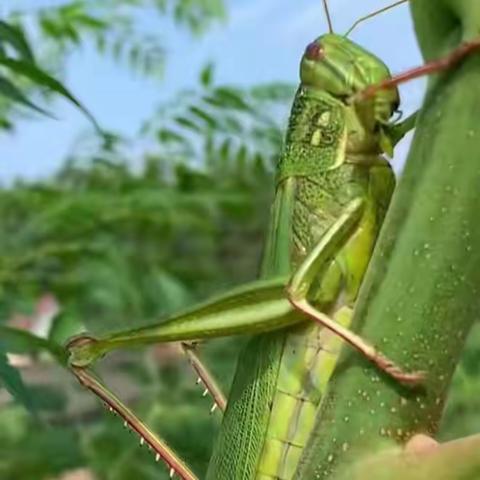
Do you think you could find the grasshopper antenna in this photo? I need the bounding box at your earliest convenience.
[345,0,408,37]
[322,0,334,34]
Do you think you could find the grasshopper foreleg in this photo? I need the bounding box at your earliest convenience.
[353,37,480,103]
[286,198,425,385]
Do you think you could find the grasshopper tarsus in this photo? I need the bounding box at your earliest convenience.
[386,368,426,387]
[374,352,426,386]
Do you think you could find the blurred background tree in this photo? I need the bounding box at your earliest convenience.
[0,2,293,479]
[0,1,479,480]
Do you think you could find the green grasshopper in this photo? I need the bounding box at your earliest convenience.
[66,1,480,479]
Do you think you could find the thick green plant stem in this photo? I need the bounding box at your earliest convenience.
[410,0,480,60]
[295,3,480,479]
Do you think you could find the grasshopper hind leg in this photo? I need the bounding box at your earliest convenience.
[71,366,199,480]
[67,336,227,478]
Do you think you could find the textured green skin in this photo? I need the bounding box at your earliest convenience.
[295,8,480,480]
[206,36,397,479]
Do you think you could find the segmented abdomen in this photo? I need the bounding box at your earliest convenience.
[256,312,351,480]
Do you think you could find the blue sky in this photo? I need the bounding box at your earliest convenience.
[0,0,425,183]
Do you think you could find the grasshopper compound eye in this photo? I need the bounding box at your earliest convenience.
[305,42,325,61]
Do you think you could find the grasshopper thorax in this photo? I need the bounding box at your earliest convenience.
[300,34,399,132]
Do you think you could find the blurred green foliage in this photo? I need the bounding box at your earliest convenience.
[0,76,293,332]
[2,0,225,129]
[0,17,98,130]
[0,5,294,476]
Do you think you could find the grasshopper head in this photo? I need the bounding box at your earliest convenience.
[300,34,399,129]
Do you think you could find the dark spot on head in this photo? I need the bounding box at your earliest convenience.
[305,42,324,60]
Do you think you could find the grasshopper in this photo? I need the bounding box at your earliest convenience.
[66,1,480,479]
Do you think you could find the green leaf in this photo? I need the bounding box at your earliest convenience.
[212,87,251,111]
[0,116,13,130]
[72,14,108,31]
[0,57,101,131]
[175,115,203,133]
[219,138,231,164]
[0,75,51,116]
[200,63,214,87]
[189,105,217,128]
[0,20,35,63]
[38,16,62,38]
[156,128,188,144]
[0,326,66,365]
[0,347,33,412]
